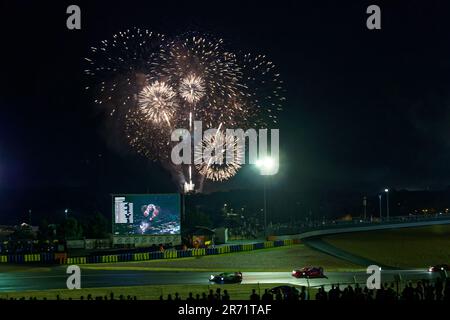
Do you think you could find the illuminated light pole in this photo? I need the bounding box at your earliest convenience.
[256,156,278,239]
[378,194,382,220]
[384,188,390,221]
[363,196,367,220]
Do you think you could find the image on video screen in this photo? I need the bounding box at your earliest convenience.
[113,194,181,235]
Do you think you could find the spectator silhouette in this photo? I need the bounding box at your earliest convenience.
[250,289,260,301]
[222,290,230,301]
[262,289,273,301]
[186,292,195,302]
[208,290,215,302]
[215,288,221,300]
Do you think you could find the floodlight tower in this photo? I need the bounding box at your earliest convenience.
[256,157,278,238]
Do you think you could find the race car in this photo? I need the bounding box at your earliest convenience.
[209,272,243,284]
[292,266,326,278]
[428,264,450,272]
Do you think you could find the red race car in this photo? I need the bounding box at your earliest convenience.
[292,267,326,278]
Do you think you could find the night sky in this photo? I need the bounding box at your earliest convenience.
[1,1,450,222]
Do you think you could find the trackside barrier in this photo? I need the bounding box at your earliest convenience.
[118,253,132,262]
[67,257,86,264]
[230,245,241,252]
[151,252,163,259]
[40,253,55,263]
[241,244,254,251]
[24,254,41,262]
[101,255,119,263]
[264,241,274,248]
[133,252,150,261]
[1,238,301,264]
[191,248,206,256]
[55,253,67,264]
[217,246,230,254]
[163,250,178,259]
[273,240,284,247]
[254,243,264,250]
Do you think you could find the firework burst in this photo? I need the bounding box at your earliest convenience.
[138,81,178,126]
[179,74,206,104]
[194,129,244,182]
[85,29,285,189]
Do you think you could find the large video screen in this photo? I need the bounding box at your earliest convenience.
[113,194,181,236]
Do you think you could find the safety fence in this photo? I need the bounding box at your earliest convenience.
[0,239,300,265]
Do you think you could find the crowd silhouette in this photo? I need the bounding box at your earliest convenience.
[2,278,449,301]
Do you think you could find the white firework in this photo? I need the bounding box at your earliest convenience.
[194,130,243,181]
[138,81,178,125]
[179,74,206,104]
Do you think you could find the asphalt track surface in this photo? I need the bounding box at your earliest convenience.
[0,267,439,292]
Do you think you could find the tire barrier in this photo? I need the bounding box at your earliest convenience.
[177,250,192,258]
[24,254,41,263]
[67,257,86,265]
[217,246,231,254]
[101,255,119,263]
[241,244,254,251]
[55,252,68,264]
[253,242,265,250]
[229,245,241,252]
[264,241,274,248]
[40,253,55,263]
[163,250,178,259]
[133,252,150,261]
[273,240,285,247]
[1,238,301,264]
[191,248,206,256]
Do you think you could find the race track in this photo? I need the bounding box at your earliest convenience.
[0,267,439,292]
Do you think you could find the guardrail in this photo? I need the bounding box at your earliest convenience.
[268,217,450,240]
[0,239,300,265]
[270,214,450,236]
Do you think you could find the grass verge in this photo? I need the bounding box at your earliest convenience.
[322,224,450,268]
[82,244,360,272]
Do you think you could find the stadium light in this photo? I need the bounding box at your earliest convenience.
[255,156,279,239]
[256,157,277,176]
[384,188,390,221]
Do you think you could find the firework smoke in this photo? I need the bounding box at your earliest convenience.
[85,28,284,192]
